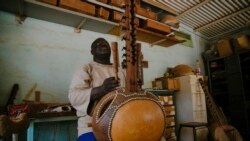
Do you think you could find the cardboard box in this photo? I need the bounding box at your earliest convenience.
[60,0,95,16]
[37,0,58,5]
[216,39,233,57]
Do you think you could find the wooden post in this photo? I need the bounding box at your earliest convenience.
[111,42,119,80]
[35,91,40,102]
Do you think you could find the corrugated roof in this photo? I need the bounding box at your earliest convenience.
[157,0,250,40]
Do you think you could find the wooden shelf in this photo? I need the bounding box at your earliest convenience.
[108,26,184,47]
[1,0,118,33]
[1,0,184,48]
[86,0,124,13]
[86,0,148,20]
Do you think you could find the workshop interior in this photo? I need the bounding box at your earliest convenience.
[0,0,250,141]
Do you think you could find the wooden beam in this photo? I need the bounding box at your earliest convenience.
[195,6,250,31]
[142,0,179,15]
[177,0,211,18]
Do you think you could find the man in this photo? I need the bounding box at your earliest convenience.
[68,38,123,141]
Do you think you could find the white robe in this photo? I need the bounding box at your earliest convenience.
[68,61,125,136]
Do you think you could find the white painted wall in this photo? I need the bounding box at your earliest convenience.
[0,11,208,106]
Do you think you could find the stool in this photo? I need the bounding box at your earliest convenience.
[177,122,209,141]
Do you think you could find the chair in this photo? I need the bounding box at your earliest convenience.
[177,122,209,141]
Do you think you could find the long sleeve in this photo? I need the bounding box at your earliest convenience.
[68,65,92,117]
[69,62,124,136]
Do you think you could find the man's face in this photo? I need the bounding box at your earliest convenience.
[92,40,111,59]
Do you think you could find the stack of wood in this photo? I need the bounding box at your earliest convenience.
[36,0,179,36]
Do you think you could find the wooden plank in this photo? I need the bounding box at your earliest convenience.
[59,0,96,16]
[108,26,183,48]
[87,0,124,13]
[142,19,171,35]
[110,11,123,22]
[97,7,110,20]
[25,0,117,25]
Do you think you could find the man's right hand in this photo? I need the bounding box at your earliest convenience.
[88,77,119,115]
[90,77,119,102]
[101,77,119,94]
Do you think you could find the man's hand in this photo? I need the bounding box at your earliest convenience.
[88,77,119,115]
[101,77,119,94]
[90,77,119,102]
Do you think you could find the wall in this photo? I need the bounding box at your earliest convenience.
[0,11,207,106]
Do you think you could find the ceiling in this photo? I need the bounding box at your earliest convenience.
[144,0,250,41]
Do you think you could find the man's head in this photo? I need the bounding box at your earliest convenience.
[91,38,111,64]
